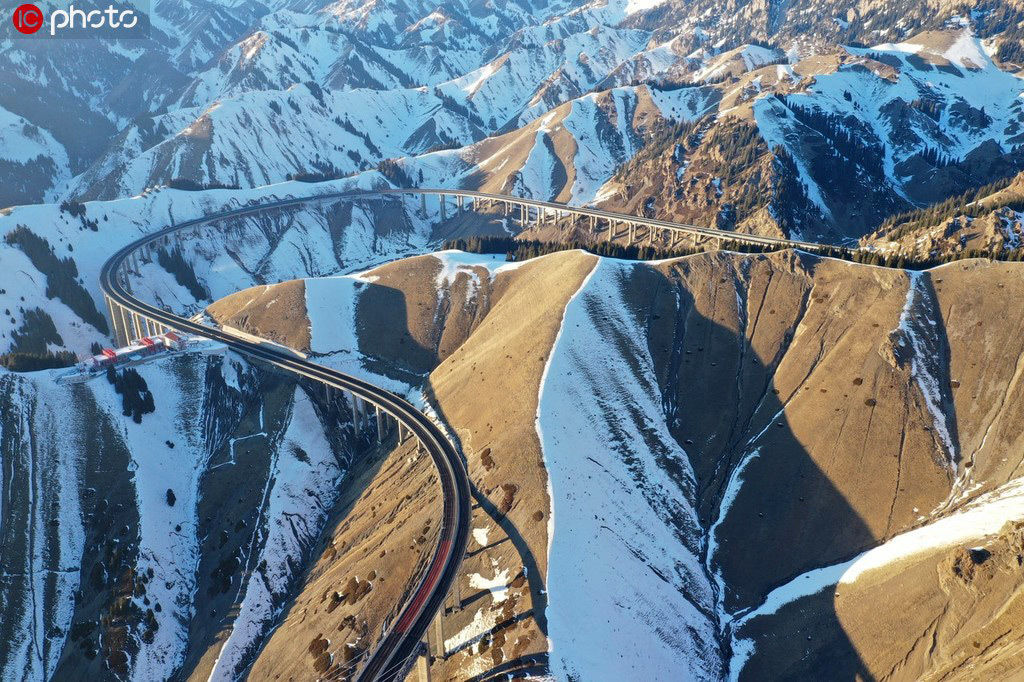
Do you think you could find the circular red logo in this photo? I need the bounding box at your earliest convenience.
[12,4,44,34]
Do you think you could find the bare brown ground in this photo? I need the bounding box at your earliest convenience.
[930,260,1024,494]
[246,431,441,681]
[738,522,1024,681]
[627,251,954,611]
[422,251,597,680]
[208,250,595,680]
[206,278,311,351]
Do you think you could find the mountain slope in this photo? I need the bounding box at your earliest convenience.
[216,247,1024,679]
[0,351,361,680]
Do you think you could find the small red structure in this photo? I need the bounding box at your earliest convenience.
[88,332,189,369]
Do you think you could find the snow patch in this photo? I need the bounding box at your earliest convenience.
[468,560,511,604]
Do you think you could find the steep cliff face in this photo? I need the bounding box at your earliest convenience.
[218,248,1024,680]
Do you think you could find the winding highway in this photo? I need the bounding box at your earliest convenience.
[99,191,475,682]
[97,187,834,679]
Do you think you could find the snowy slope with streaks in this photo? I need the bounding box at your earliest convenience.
[0,349,360,679]
[537,258,721,680]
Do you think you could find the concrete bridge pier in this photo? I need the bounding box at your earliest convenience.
[431,611,445,661]
[628,223,635,246]
[106,296,127,347]
[456,195,464,213]
[122,268,134,296]
[119,306,133,345]
[420,193,427,216]
[128,312,141,342]
[375,405,385,444]
[104,296,116,345]
[349,393,363,438]
[439,196,447,220]
[358,397,369,435]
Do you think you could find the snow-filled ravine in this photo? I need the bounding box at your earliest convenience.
[535,258,722,681]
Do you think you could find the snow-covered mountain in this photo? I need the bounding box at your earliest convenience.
[4,0,1024,249]
[6,183,1024,679]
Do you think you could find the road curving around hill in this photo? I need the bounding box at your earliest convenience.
[97,186,838,679]
[98,191,474,681]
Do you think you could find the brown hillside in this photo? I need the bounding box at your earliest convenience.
[208,249,1024,679]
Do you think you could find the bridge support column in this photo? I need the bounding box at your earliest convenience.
[440,196,447,220]
[356,396,368,437]
[117,306,131,344]
[410,647,431,682]
[105,296,118,346]
[606,219,613,242]
[128,312,140,342]
[375,406,384,444]
[627,223,635,246]
[456,195,463,212]
[106,297,123,347]
[420,193,427,216]
[118,305,132,346]
[431,611,445,660]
